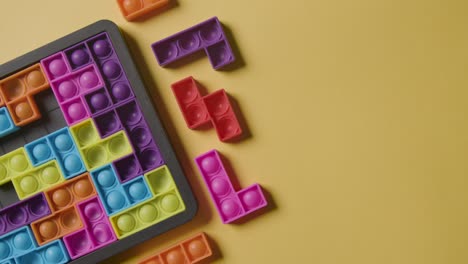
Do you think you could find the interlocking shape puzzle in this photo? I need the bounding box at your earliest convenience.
[172,76,242,141]
[0,20,196,264]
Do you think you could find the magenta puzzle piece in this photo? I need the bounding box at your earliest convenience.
[195,150,267,223]
[63,196,117,259]
[151,17,235,70]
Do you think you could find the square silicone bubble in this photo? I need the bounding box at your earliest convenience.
[11,160,64,199]
[137,144,164,172]
[0,147,33,185]
[47,127,86,178]
[41,52,72,81]
[110,189,185,238]
[128,123,154,153]
[205,40,235,70]
[94,109,123,138]
[31,205,84,245]
[86,33,114,61]
[0,107,19,137]
[50,64,103,103]
[70,119,100,149]
[0,193,51,236]
[115,99,143,130]
[159,245,189,264]
[122,176,151,204]
[7,96,41,126]
[90,164,130,215]
[45,173,96,212]
[152,40,180,66]
[236,184,267,214]
[63,229,93,259]
[64,43,93,70]
[171,76,210,129]
[113,153,143,183]
[60,96,90,125]
[15,239,70,264]
[83,87,113,115]
[0,226,37,260]
[198,18,224,45]
[117,0,169,21]
[144,165,175,196]
[81,131,132,170]
[108,81,135,104]
[25,137,54,166]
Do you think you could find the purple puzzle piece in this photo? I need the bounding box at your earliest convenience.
[151,17,235,70]
[0,193,51,236]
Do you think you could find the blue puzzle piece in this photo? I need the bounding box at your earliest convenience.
[0,107,19,138]
[15,239,69,264]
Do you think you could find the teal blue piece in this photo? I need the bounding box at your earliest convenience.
[15,240,69,264]
[0,226,37,261]
[0,107,19,137]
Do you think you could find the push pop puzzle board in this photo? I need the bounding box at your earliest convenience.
[0,20,197,264]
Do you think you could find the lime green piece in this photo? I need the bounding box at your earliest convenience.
[0,148,33,186]
[81,131,132,171]
[144,165,175,195]
[12,160,65,200]
[70,119,99,148]
[110,189,185,239]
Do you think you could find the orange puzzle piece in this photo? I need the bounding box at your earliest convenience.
[0,63,50,126]
[117,0,169,21]
[139,233,213,264]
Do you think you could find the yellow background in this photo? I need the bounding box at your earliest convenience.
[1,0,467,263]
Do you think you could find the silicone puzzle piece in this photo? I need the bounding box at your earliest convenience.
[0,63,50,126]
[44,173,96,212]
[195,150,267,223]
[15,239,70,264]
[0,148,33,186]
[11,160,64,200]
[31,205,83,245]
[0,226,38,262]
[0,107,19,137]
[0,193,51,236]
[90,164,151,215]
[151,17,235,70]
[172,76,242,141]
[110,165,185,238]
[24,127,86,179]
[70,119,133,170]
[138,232,213,264]
[117,0,169,21]
[86,33,135,105]
[63,196,117,259]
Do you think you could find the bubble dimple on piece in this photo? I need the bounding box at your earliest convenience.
[54,133,73,152]
[64,154,82,173]
[26,70,45,88]
[58,80,78,99]
[138,204,158,223]
[0,240,10,259]
[44,245,64,262]
[52,189,72,208]
[93,39,112,58]
[49,59,67,77]
[112,82,131,101]
[39,220,58,239]
[13,232,32,250]
[92,223,112,243]
[8,208,26,225]
[102,60,122,80]
[79,71,99,89]
[41,166,60,184]
[128,181,147,200]
[15,102,33,121]
[20,175,38,194]
[32,143,51,161]
[87,145,107,166]
[166,249,186,264]
[123,0,142,14]
[90,92,109,111]
[84,202,102,221]
[117,214,136,232]
[71,49,90,67]
[73,179,93,197]
[67,102,86,121]
[200,156,220,175]
[61,210,79,229]
[211,178,230,197]
[188,239,207,259]
[221,199,241,219]
[97,169,115,188]
[106,191,126,210]
[242,189,263,209]
[160,193,180,213]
